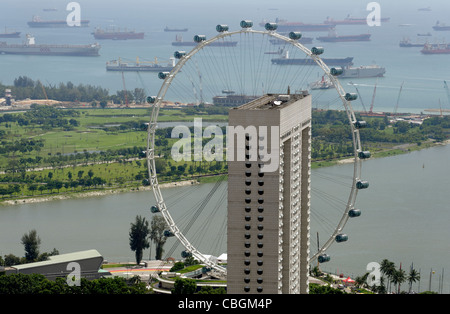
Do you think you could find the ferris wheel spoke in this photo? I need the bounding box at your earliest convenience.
[146,21,370,275]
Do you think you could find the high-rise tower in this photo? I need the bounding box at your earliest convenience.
[227,93,312,294]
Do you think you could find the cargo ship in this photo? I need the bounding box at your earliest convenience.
[0,34,100,56]
[338,65,386,78]
[269,36,313,45]
[92,27,144,40]
[27,16,89,28]
[421,43,450,54]
[271,51,353,66]
[171,35,237,47]
[164,26,188,32]
[260,19,335,32]
[324,15,390,25]
[432,21,450,31]
[106,56,175,72]
[399,38,425,47]
[0,28,21,38]
[316,29,371,42]
[309,76,334,90]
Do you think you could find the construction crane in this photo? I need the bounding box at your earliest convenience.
[369,80,378,115]
[38,80,49,105]
[393,82,404,116]
[349,82,368,113]
[121,72,129,107]
[445,81,450,106]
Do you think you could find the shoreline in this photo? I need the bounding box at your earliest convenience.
[0,179,199,206]
[1,139,449,206]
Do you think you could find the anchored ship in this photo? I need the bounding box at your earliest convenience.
[27,16,89,28]
[271,51,353,66]
[309,76,334,90]
[0,28,21,38]
[164,26,188,32]
[0,34,100,56]
[269,36,313,45]
[92,27,144,40]
[432,21,450,31]
[106,57,175,72]
[316,29,371,42]
[421,43,450,54]
[260,18,335,32]
[338,65,386,78]
[324,15,390,25]
[399,38,425,47]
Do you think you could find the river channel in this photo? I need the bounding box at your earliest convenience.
[1,144,449,293]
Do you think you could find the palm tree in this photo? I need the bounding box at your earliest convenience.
[392,268,406,294]
[129,215,150,265]
[408,267,421,293]
[380,259,396,293]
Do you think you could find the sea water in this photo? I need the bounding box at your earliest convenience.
[0,0,449,114]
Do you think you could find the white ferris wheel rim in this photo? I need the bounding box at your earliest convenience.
[146,24,364,275]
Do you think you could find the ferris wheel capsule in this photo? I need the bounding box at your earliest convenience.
[288,31,302,40]
[335,234,349,243]
[158,72,170,80]
[216,24,229,32]
[358,151,371,159]
[354,120,367,129]
[194,35,206,43]
[345,93,358,101]
[349,209,362,218]
[147,96,156,104]
[264,22,278,31]
[174,51,186,59]
[150,205,160,213]
[356,180,369,189]
[240,20,253,28]
[311,47,325,55]
[164,230,175,237]
[318,254,331,263]
[330,67,344,76]
[181,250,193,258]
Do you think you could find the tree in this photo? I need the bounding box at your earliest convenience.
[149,215,169,260]
[408,267,421,293]
[392,268,406,294]
[21,229,41,262]
[172,277,197,294]
[129,215,150,265]
[380,259,396,293]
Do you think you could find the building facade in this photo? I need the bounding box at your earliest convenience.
[227,93,312,294]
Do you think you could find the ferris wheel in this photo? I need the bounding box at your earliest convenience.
[146,20,370,275]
